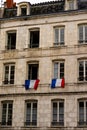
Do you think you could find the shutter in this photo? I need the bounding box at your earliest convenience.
[85,26,87,42]
[79,26,83,43]
[55,29,59,44]
[60,28,64,44]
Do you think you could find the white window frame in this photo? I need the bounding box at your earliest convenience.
[52,100,64,126]
[78,25,87,44]
[78,60,87,81]
[78,100,87,126]
[53,61,64,79]
[54,27,65,46]
[25,101,37,126]
[1,101,13,126]
[3,63,15,84]
[6,31,16,50]
[68,0,74,10]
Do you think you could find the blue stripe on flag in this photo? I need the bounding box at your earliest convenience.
[25,80,30,90]
[51,79,56,88]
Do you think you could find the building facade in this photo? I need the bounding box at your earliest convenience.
[0,0,87,130]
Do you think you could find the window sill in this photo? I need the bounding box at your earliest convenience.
[50,45,67,49]
[77,81,87,84]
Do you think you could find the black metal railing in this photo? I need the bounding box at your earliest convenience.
[24,121,37,126]
[51,121,64,126]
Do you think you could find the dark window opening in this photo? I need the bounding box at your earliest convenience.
[7,32,16,50]
[21,7,27,15]
[30,30,39,48]
[28,64,38,80]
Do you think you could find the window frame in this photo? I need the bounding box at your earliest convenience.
[29,28,40,48]
[78,59,87,82]
[54,26,65,46]
[51,99,64,127]
[53,61,65,79]
[27,62,39,80]
[3,63,15,85]
[25,100,37,127]
[6,31,16,50]
[78,99,87,126]
[21,5,27,15]
[78,25,87,44]
[68,0,74,10]
[1,101,13,126]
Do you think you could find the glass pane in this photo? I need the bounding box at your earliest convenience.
[85,61,87,81]
[26,103,31,122]
[53,102,57,122]
[54,63,58,79]
[79,102,84,122]
[55,29,59,43]
[32,103,37,122]
[79,26,83,42]
[2,103,7,124]
[79,61,84,81]
[59,102,64,122]
[8,103,12,125]
[60,63,64,78]
[60,28,64,44]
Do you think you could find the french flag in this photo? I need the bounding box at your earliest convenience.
[51,78,65,88]
[25,79,40,90]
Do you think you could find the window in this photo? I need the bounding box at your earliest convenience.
[6,31,16,50]
[51,100,64,126]
[1,101,13,126]
[25,101,37,126]
[3,64,15,84]
[79,25,87,43]
[28,63,39,80]
[78,60,87,81]
[29,29,39,48]
[53,61,64,79]
[54,27,64,46]
[78,100,87,126]
[68,0,74,10]
[21,6,27,15]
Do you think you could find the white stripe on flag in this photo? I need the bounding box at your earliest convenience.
[55,79,62,87]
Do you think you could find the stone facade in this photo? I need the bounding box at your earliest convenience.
[0,0,87,130]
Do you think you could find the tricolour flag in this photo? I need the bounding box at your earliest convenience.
[51,78,65,88]
[25,79,40,90]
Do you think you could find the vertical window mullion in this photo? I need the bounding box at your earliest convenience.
[6,103,8,125]
[31,103,33,123]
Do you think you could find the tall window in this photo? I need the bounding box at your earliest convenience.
[25,101,37,126]
[78,60,87,81]
[3,64,15,84]
[21,6,27,15]
[79,25,87,43]
[1,101,13,126]
[68,0,74,10]
[29,29,39,48]
[54,61,64,79]
[54,27,65,46]
[78,100,87,126]
[28,63,39,80]
[52,100,64,126]
[6,31,16,50]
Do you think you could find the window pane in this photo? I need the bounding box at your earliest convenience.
[26,103,31,122]
[8,103,13,125]
[7,33,16,49]
[79,26,83,42]
[60,28,64,44]
[79,102,84,122]
[2,103,7,125]
[28,64,38,80]
[30,31,39,48]
[32,103,37,122]
[60,63,64,78]
[54,63,58,79]
[59,102,64,122]
[4,66,9,82]
[55,29,59,43]
[85,61,87,81]
[79,61,84,81]
[53,102,57,122]
[10,66,15,84]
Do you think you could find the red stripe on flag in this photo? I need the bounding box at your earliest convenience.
[34,79,40,90]
[61,78,65,88]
